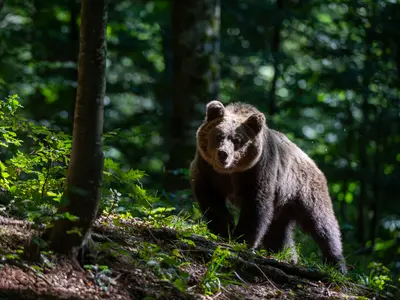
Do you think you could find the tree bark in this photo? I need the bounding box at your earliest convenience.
[156,14,173,158]
[340,99,354,224]
[164,0,221,192]
[369,109,382,248]
[67,0,80,132]
[357,15,374,246]
[47,0,108,254]
[268,0,283,118]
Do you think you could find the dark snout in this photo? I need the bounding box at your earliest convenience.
[217,150,229,163]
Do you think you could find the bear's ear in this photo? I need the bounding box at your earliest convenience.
[206,100,225,121]
[244,113,265,134]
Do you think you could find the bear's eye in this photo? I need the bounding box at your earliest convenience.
[232,137,241,149]
[215,131,224,142]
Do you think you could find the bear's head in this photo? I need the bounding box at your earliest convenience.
[196,100,266,174]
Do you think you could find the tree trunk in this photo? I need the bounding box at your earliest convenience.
[396,45,400,83]
[357,15,374,246]
[268,0,283,118]
[340,99,354,224]
[156,14,173,157]
[164,0,221,192]
[369,108,382,249]
[67,0,80,132]
[47,0,108,254]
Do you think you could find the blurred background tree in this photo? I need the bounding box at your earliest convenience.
[163,0,221,192]
[0,0,399,278]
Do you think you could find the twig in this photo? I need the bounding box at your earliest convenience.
[211,291,221,299]
[147,228,159,244]
[232,271,247,284]
[253,263,282,293]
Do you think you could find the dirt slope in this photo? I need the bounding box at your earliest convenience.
[0,215,396,300]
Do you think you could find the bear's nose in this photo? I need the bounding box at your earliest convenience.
[217,150,228,163]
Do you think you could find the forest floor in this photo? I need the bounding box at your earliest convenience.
[0,215,396,300]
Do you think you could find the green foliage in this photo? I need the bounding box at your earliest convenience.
[0,94,71,224]
[84,264,116,292]
[357,262,393,292]
[257,244,301,264]
[137,242,191,292]
[0,95,163,228]
[142,208,218,241]
[100,156,159,216]
[200,246,239,296]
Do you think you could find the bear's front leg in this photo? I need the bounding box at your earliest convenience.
[232,169,274,249]
[195,184,235,238]
[233,192,274,249]
[190,167,235,239]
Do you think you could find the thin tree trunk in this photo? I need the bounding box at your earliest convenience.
[340,99,354,224]
[157,16,173,158]
[369,109,382,249]
[357,21,373,247]
[368,4,380,249]
[396,46,400,82]
[164,0,221,192]
[269,0,283,117]
[47,0,108,254]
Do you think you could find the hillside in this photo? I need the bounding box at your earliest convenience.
[0,215,396,300]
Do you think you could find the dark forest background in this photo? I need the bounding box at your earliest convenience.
[1,0,400,281]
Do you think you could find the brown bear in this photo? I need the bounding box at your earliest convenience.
[189,100,347,274]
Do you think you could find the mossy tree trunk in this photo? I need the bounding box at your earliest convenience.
[164,0,221,192]
[47,0,108,254]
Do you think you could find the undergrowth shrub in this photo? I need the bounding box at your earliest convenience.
[0,94,166,227]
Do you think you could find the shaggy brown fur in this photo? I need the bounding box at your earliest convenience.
[189,100,347,274]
